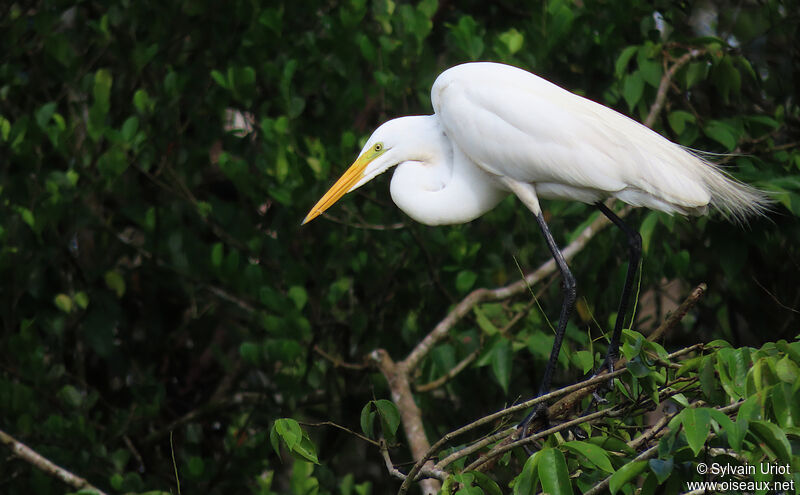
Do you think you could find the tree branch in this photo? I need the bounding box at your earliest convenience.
[0,428,108,495]
[645,48,706,128]
[583,400,744,495]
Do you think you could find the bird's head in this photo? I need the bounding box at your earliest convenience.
[302,116,437,224]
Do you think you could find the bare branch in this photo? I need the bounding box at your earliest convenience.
[647,283,707,343]
[645,49,706,128]
[465,406,629,472]
[370,350,440,495]
[380,438,408,480]
[0,428,108,495]
[415,339,484,392]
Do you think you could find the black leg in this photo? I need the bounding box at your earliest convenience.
[595,203,642,374]
[517,211,577,435]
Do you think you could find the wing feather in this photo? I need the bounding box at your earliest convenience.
[431,63,711,210]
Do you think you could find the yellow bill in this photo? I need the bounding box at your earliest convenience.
[302,153,371,225]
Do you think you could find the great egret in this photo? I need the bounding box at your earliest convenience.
[303,62,768,431]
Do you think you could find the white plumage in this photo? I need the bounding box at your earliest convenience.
[304,62,768,226]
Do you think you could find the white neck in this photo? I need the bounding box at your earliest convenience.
[389,117,508,225]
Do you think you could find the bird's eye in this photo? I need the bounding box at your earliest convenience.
[374,143,383,152]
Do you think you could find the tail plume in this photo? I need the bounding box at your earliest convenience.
[694,153,773,223]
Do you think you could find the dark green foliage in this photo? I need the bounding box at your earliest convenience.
[1,1,798,494]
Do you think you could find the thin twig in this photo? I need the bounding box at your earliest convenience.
[465,406,629,472]
[313,345,368,370]
[301,420,380,446]
[415,342,484,392]
[320,211,406,230]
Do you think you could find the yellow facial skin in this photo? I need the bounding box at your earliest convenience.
[302,142,386,224]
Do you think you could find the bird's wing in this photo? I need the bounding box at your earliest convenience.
[431,63,710,208]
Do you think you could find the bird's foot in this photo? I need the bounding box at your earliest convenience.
[516,403,549,454]
[592,354,617,396]
[578,357,617,417]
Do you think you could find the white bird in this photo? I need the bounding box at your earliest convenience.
[302,61,769,430]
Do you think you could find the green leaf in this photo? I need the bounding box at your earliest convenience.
[273,418,302,452]
[211,243,223,268]
[104,270,126,298]
[35,102,58,129]
[16,207,35,230]
[769,383,793,428]
[667,110,695,136]
[375,399,401,436]
[622,71,644,112]
[749,420,791,462]
[775,355,799,383]
[121,116,139,143]
[88,69,113,141]
[681,408,710,456]
[288,286,308,310]
[704,120,738,151]
[648,458,673,484]
[97,148,128,179]
[211,69,228,89]
[563,441,614,473]
[708,408,736,440]
[573,350,594,374]
[272,418,320,464]
[513,453,540,495]
[73,291,90,309]
[474,306,499,335]
[292,436,320,464]
[0,115,10,141]
[455,270,477,293]
[538,448,573,495]
[490,338,512,393]
[448,15,484,60]
[638,211,658,254]
[454,485,482,495]
[626,356,651,378]
[133,89,153,114]
[712,56,740,103]
[467,471,502,495]
[360,403,376,438]
[684,62,708,89]
[615,45,638,78]
[498,28,524,55]
[699,355,722,404]
[638,56,662,88]
[239,342,260,364]
[54,294,73,313]
[94,69,112,109]
[187,456,204,477]
[58,385,83,408]
[609,461,648,494]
